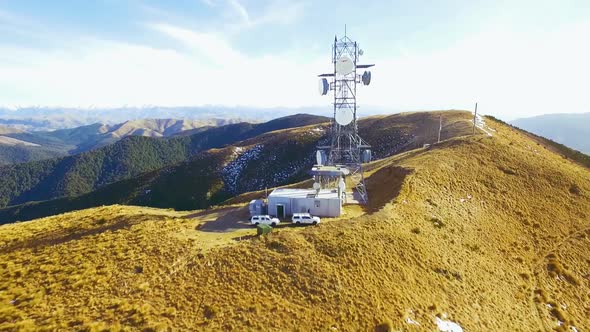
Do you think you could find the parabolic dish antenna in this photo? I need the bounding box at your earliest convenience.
[335,56,354,75]
[362,71,371,86]
[313,182,321,190]
[335,108,354,126]
[318,78,329,95]
[316,150,325,165]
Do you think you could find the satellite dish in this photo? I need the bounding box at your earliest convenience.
[318,78,329,96]
[335,56,354,75]
[313,182,321,190]
[335,108,354,126]
[362,71,371,86]
[361,149,372,163]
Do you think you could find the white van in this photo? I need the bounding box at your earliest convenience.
[250,215,280,226]
[291,213,321,225]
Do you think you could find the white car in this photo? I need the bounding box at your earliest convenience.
[292,213,321,225]
[250,215,280,226]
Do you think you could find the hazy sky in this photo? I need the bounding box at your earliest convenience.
[0,0,589,120]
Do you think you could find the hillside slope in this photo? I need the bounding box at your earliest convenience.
[0,126,69,165]
[0,111,472,223]
[0,114,328,208]
[0,145,67,166]
[0,125,24,135]
[0,116,588,330]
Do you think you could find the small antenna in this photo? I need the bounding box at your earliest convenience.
[438,114,442,143]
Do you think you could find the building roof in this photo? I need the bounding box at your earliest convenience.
[269,188,340,199]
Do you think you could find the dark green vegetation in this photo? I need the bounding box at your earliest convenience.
[0,125,325,223]
[0,111,474,224]
[488,115,590,169]
[0,114,328,210]
[0,145,67,165]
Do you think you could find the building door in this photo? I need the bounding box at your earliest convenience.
[276,204,285,219]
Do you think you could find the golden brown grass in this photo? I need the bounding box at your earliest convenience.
[1,115,589,331]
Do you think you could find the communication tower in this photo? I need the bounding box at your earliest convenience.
[315,28,374,204]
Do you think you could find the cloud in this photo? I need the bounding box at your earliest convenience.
[0,5,588,120]
[200,0,217,6]
[362,22,590,119]
[2,19,589,120]
[149,23,243,65]
[227,0,250,25]
[256,0,305,26]
[0,24,325,108]
[0,8,44,37]
[220,0,305,30]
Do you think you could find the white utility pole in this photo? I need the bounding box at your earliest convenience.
[472,102,478,135]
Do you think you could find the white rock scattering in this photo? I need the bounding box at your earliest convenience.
[221,145,264,194]
[435,316,463,332]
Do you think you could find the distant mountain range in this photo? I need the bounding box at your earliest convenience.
[0,118,239,165]
[511,113,590,154]
[0,106,336,131]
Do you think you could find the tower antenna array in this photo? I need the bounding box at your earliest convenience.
[316,28,375,204]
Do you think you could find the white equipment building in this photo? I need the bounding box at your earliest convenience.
[267,188,342,218]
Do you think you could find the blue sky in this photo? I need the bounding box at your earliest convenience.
[0,0,589,120]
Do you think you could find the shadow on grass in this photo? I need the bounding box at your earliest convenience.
[184,206,238,219]
[364,165,412,213]
[195,206,252,233]
[0,215,160,253]
[232,234,257,242]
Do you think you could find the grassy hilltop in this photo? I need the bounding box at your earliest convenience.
[0,113,589,330]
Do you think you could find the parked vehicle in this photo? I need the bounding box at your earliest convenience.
[250,215,280,226]
[291,213,321,225]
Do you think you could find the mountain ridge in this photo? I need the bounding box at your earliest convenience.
[0,118,242,165]
[511,112,590,154]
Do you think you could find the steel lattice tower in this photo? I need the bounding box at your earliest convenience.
[317,30,374,204]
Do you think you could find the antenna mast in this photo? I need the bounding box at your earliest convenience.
[316,29,375,204]
[472,102,478,135]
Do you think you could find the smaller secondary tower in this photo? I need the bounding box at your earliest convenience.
[316,28,374,204]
